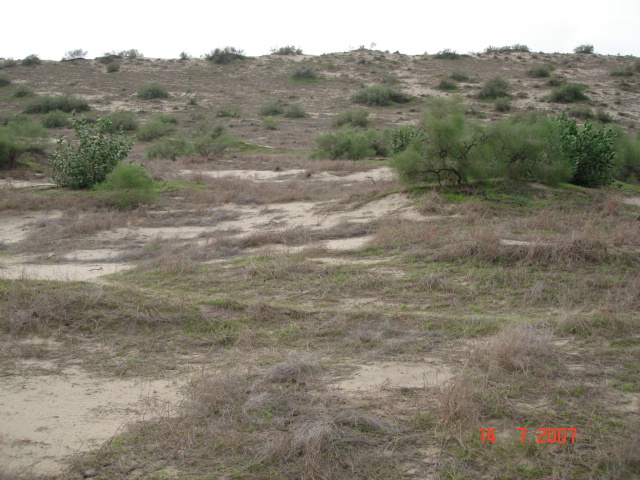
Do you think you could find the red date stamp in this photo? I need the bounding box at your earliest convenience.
[480,427,577,444]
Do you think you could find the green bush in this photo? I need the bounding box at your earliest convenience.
[290,66,319,81]
[137,120,176,142]
[95,163,157,209]
[612,126,640,182]
[49,113,134,189]
[283,103,307,118]
[494,97,511,112]
[179,51,191,60]
[261,118,278,130]
[145,135,191,160]
[574,44,594,54]
[105,62,120,73]
[477,76,510,100]
[13,85,33,98]
[312,128,389,160]
[204,47,245,64]
[0,74,10,87]
[106,110,139,133]
[137,83,169,100]
[192,132,236,159]
[549,82,588,103]
[547,75,564,87]
[351,86,411,106]
[434,49,462,60]
[450,70,470,82]
[332,108,369,128]
[271,45,303,55]
[485,44,530,53]
[437,78,458,91]
[259,101,286,116]
[554,111,616,187]
[97,53,122,64]
[528,64,554,78]
[62,49,87,61]
[23,94,90,114]
[22,54,41,66]
[42,110,70,128]
[0,118,49,169]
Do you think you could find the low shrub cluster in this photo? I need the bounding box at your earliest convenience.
[23,94,90,114]
[290,66,320,81]
[259,101,307,118]
[1,58,17,68]
[390,97,623,188]
[137,115,178,142]
[549,82,589,103]
[528,64,555,78]
[22,54,41,66]
[312,127,391,160]
[477,76,510,100]
[434,49,463,60]
[13,85,32,98]
[574,44,594,54]
[0,74,10,87]
[332,108,369,127]
[146,121,237,160]
[204,47,245,64]
[450,70,470,82]
[271,45,303,55]
[95,162,158,209]
[351,85,411,106]
[42,110,70,128]
[484,44,530,53]
[106,110,139,133]
[105,62,120,73]
[137,83,169,100]
[0,117,49,169]
[437,78,458,91]
[62,49,87,61]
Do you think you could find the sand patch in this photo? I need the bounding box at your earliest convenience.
[0,261,133,281]
[334,360,452,392]
[0,212,62,245]
[0,365,182,476]
[622,197,640,207]
[0,180,54,188]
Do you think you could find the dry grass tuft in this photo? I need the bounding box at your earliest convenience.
[436,373,482,425]
[267,355,321,383]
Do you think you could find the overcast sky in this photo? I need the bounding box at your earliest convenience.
[3,0,639,60]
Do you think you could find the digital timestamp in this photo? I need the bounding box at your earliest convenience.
[480,428,577,444]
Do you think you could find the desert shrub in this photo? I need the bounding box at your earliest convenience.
[22,54,41,66]
[271,45,303,55]
[290,66,319,81]
[528,64,554,78]
[95,163,157,209]
[283,103,307,118]
[595,108,614,123]
[259,101,286,116]
[450,70,470,82]
[485,44,530,54]
[13,85,32,98]
[96,53,122,64]
[610,66,634,77]
[62,49,87,61]
[0,74,10,87]
[477,75,510,99]
[216,105,241,117]
[23,94,90,114]
[547,75,564,87]
[137,83,169,100]
[42,110,70,128]
[146,135,192,160]
[554,111,616,187]
[437,78,458,91]
[204,47,245,64]
[312,127,389,160]
[136,120,175,142]
[105,62,120,73]
[612,127,640,182]
[261,118,278,130]
[391,125,426,154]
[49,113,134,189]
[574,44,594,54]
[549,82,589,103]
[179,51,191,60]
[192,132,236,159]
[332,108,369,127]
[569,106,594,120]
[494,97,511,112]
[351,85,411,106]
[106,110,139,132]
[1,58,17,68]
[434,49,462,60]
[0,119,48,169]
[121,49,142,58]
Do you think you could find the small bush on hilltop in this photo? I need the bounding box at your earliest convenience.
[204,47,246,64]
[333,108,369,128]
[23,94,90,114]
[1,58,17,68]
[62,49,87,61]
[574,44,594,54]
[271,45,303,55]
[477,76,510,100]
[352,85,411,106]
[22,54,41,66]
[49,113,134,189]
[434,49,463,60]
[138,83,169,100]
[485,44,530,54]
[549,82,589,103]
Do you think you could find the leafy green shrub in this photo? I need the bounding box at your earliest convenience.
[477,76,510,100]
[312,128,389,160]
[259,101,286,116]
[261,118,278,130]
[13,85,33,98]
[1,58,17,68]
[62,49,87,61]
[42,110,70,128]
[137,119,176,142]
[271,45,303,55]
[22,54,41,66]
[23,94,90,114]
[0,74,10,87]
[145,135,191,160]
[106,110,139,132]
[434,49,462,60]
[528,64,554,78]
[554,111,616,187]
[137,83,169,100]
[549,82,589,103]
[333,108,369,127]
[204,47,245,64]
[95,163,157,209]
[0,118,49,169]
[290,66,319,81]
[105,62,120,73]
[450,70,470,82]
[283,103,307,118]
[437,78,458,91]
[49,113,134,188]
[351,85,411,106]
[494,97,511,112]
[574,44,594,54]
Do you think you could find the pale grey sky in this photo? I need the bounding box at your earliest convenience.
[3,0,639,60]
